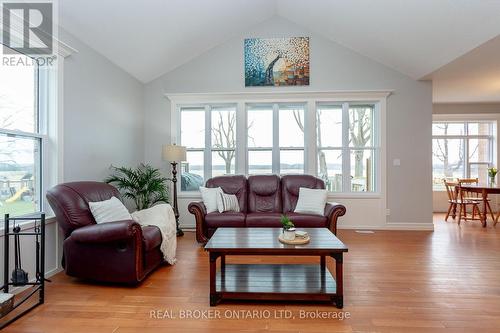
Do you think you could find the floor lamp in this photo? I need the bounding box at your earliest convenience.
[162,144,187,237]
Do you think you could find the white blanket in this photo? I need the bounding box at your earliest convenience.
[131,204,177,265]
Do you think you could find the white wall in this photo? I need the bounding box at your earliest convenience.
[143,17,433,230]
[52,29,144,269]
[434,103,500,115]
[60,29,144,182]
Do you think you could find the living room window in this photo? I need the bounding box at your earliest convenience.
[247,103,306,175]
[173,92,386,195]
[0,48,42,217]
[317,103,376,192]
[279,104,305,174]
[180,105,237,191]
[247,105,273,174]
[432,120,495,190]
[211,106,237,177]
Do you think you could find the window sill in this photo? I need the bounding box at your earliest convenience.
[179,191,204,199]
[328,192,382,199]
[0,213,56,233]
[179,191,381,200]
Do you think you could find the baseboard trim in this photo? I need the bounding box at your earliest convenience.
[382,223,434,231]
[372,222,434,231]
[46,267,63,278]
[339,223,434,231]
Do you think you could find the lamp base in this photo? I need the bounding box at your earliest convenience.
[175,217,184,237]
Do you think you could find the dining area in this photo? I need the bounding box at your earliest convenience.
[444,172,500,227]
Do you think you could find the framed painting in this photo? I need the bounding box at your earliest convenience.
[244,37,309,87]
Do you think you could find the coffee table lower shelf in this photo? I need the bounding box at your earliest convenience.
[212,264,342,307]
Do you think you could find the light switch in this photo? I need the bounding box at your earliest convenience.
[393,159,401,166]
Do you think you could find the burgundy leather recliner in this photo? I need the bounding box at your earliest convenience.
[188,175,346,243]
[46,181,164,284]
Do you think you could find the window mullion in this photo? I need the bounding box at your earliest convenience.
[342,103,350,192]
[272,103,279,174]
[306,100,316,175]
[236,101,246,175]
[464,137,469,178]
[37,66,47,135]
[489,136,493,166]
[204,105,212,180]
[37,136,43,212]
[464,122,469,178]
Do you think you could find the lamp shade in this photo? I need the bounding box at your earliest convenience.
[162,144,186,162]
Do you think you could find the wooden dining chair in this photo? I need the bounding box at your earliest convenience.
[457,178,495,221]
[443,180,459,221]
[456,182,483,225]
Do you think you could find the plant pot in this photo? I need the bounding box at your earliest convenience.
[283,228,296,241]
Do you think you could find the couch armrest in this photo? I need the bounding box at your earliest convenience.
[324,202,346,235]
[188,201,208,244]
[70,220,142,243]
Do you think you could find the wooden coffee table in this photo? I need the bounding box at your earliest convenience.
[204,228,348,308]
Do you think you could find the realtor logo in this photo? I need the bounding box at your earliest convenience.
[2,2,53,54]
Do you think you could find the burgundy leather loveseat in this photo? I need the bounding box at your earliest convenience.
[46,181,164,284]
[188,175,346,243]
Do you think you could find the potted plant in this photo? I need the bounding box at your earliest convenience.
[488,167,498,186]
[105,163,169,210]
[280,215,296,241]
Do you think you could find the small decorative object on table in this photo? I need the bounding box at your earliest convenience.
[278,216,311,244]
[280,215,295,241]
[488,167,497,186]
[295,230,309,238]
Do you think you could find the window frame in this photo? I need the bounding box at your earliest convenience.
[316,102,378,193]
[179,104,238,185]
[0,44,65,221]
[0,50,44,218]
[432,114,499,191]
[246,103,307,175]
[209,104,238,177]
[246,103,274,175]
[171,91,388,198]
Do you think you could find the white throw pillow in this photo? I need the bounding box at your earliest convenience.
[88,196,132,224]
[294,187,328,216]
[199,186,222,213]
[217,191,240,213]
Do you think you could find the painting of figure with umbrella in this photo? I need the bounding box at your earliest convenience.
[244,37,309,87]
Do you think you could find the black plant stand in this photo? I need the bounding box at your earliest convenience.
[1,213,45,329]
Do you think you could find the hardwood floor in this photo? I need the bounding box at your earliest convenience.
[4,214,500,333]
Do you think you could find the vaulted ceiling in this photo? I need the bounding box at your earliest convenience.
[60,0,277,83]
[429,35,500,103]
[60,0,500,101]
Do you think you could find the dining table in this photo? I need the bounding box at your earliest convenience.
[457,184,500,227]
